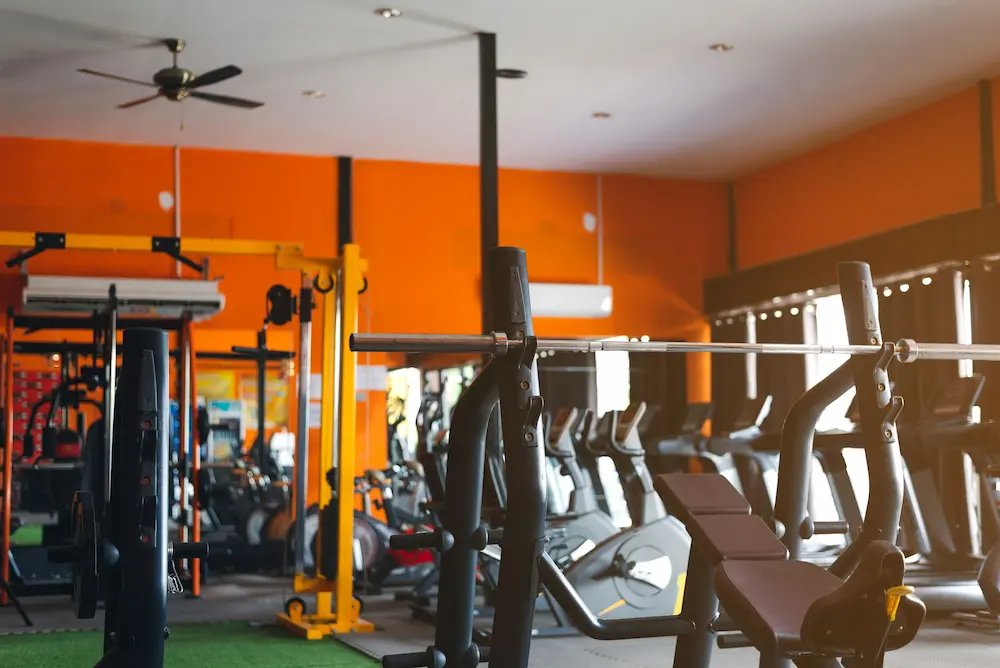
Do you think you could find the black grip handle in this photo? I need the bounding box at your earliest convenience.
[382,647,449,668]
[173,541,210,559]
[717,633,753,649]
[382,652,429,668]
[390,530,453,552]
[813,520,850,535]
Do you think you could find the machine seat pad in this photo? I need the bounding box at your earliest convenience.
[654,473,750,525]
[715,559,841,653]
[686,514,787,566]
[718,541,925,657]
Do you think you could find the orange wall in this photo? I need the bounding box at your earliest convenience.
[355,161,728,341]
[1,138,729,491]
[734,86,981,269]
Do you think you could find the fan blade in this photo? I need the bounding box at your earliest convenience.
[189,65,242,88]
[189,91,263,109]
[117,92,163,109]
[78,68,156,87]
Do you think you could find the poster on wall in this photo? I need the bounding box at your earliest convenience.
[196,371,237,401]
[241,370,290,429]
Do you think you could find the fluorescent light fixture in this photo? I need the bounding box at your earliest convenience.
[24,275,224,321]
[528,283,613,318]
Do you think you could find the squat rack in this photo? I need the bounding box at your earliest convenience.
[0,232,372,635]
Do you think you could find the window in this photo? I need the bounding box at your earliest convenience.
[746,314,758,399]
[386,367,422,461]
[959,275,974,379]
[804,294,866,545]
[595,336,630,415]
[809,295,856,433]
[595,336,632,527]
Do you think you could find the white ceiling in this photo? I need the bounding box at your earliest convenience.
[3,0,1000,178]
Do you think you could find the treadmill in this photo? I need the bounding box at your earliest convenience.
[894,375,991,613]
[640,403,713,475]
[799,375,989,612]
[705,395,775,519]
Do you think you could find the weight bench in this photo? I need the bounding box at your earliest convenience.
[655,473,926,667]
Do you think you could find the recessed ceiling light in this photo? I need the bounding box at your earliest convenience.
[497,68,528,79]
[709,43,734,52]
[592,112,611,119]
[374,7,402,18]
[302,90,326,99]
[922,276,933,286]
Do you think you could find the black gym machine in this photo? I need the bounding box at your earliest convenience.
[50,328,208,667]
[359,254,927,668]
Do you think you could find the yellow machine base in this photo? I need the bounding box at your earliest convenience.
[275,612,375,639]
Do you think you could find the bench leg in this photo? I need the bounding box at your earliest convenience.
[672,543,716,668]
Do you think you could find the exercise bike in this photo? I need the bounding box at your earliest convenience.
[543,408,620,565]
[313,467,434,594]
[557,402,691,621]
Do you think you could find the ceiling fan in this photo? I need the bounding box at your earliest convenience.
[78,38,264,110]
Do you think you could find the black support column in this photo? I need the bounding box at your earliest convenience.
[337,156,353,247]
[478,32,500,333]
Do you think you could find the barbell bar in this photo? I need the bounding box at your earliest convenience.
[349,333,1000,364]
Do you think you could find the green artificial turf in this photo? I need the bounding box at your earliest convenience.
[11,524,43,546]
[0,622,377,667]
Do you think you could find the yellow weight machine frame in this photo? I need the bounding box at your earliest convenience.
[0,231,373,636]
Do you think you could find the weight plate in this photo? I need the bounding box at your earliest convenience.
[71,491,99,619]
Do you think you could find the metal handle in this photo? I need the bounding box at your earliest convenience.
[172,541,210,559]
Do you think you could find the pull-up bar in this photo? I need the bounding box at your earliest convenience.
[349,334,1000,364]
[1,231,305,272]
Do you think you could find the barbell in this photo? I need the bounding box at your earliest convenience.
[349,333,1000,364]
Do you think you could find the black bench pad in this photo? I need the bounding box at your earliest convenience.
[715,559,842,653]
[685,514,788,566]
[654,473,750,524]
